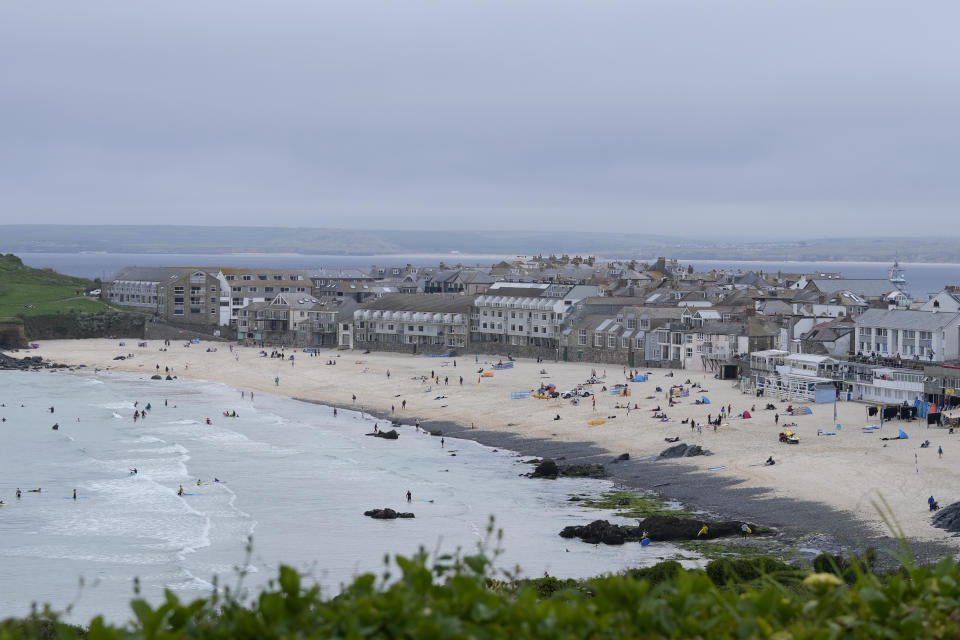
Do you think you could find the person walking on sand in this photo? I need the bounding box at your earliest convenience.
[402,399,406,410]
[939,445,943,458]
[274,376,279,386]
[352,394,357,404]
[592,395,596,411]
[775,413,779,425]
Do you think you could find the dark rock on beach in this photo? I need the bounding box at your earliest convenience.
[530,459,560,478]
[611,453,630,463]
[363,508,415,519]
[658,443,709,459]
[366,429,399,440]
[527,458,607,479]
[560,516,753,545]
[0,352,66,371]
[151,374,162,380]
[932,502,960,533]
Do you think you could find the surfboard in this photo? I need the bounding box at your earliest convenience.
[63,496,88,499]
[587,420,606,426]
[181,492,202,496]
[707,466,727,471]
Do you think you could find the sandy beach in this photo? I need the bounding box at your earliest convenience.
[25,338,960,553]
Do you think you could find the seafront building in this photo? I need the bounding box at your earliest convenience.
[103,257,960,410]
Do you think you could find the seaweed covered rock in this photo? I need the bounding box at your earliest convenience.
[641,515,745,540]
[560,516,752,545]
[530,459,559,478]
[363,508,415,519]
[528,459,606,479]
[366,429,399,440]
[559,520,637,545]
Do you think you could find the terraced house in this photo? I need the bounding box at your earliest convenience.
[470,282,599,358]
[353,294,475,354]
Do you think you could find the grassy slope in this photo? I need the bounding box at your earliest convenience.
[0,253,108,319]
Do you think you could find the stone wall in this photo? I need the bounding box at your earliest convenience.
[0,321,26,349]
[144,319,235,343]
[23,311,146,340]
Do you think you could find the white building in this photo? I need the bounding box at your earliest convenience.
[855,309,960,361]
[471,283,599,350]
[852,367,925,404]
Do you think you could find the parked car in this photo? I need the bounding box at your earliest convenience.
[561,387,592,399]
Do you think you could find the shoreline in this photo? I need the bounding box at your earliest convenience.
[301,400,954,569]
[20,339,960,566]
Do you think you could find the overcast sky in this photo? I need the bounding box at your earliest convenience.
[1,1,958,238]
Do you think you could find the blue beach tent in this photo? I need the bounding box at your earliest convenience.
[898,429,909,439]
[701,396,710,404]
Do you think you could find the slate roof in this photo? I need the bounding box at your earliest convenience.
[807,279,897,298]
[111,266,189,282]
[357,294,476,313]
[856,308,960,331]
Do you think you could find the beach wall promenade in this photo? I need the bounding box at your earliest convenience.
[27,339,960,559]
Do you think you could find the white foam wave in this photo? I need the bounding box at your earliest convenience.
[129,444,189,455]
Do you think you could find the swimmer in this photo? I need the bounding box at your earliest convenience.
[214,478,220,483]
[16,488,21,499]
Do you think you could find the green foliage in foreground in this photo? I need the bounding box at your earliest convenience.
[5,544,960,639]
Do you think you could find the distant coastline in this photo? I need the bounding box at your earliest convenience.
[3,224,960,264]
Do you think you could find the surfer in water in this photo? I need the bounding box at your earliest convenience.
[178,485,184,496]
[72,489,77,500]
[406,490,412,502]
[16,488,21,499]
[28,488,41,493]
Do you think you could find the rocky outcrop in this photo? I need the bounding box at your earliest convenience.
[658,443,709,459]
[530,459,560,478]
[0,352,68,371]
[527,459,608,479]
[932,502,960,533]
[366,429,399,440]
[560,516,752,545]
[363,508,415,519]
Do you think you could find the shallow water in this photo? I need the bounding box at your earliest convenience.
[0,370,683,624]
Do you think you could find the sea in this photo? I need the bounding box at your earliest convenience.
[7,252,959,299]
[0,369,679,625]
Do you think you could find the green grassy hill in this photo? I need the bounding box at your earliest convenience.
[0,253,109,319]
